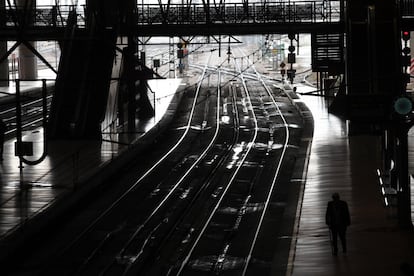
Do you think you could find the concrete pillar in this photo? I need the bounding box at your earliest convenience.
[346,0,400,97]
[0,0,9,86]
[18,42,37,79]
[0,42,8,86]
[17,0,37,80]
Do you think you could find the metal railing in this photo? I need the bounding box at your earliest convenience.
[0,5,86,28]
[0,1,341,29]
[136,1,342,24]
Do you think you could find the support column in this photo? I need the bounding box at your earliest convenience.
[396,123,411,228]
[18,43,37,79]
[17,0,37,80]
[346,1,413,226]
[0,0,9,86]
[346,0,400,104]
[125,46,137,131]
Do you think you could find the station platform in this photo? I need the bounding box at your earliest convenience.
[0,78,184,260]
[0,69,56,102]
[288,90,414,276]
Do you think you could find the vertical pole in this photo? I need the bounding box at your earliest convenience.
[15,79,24,187]
[16,79,22,156]
[0,41,8,87]
[367,5,377,94]
[126,45,136,131]
[16,0,38,80]
[169,37,175,78]
[340,0,344,22]
[206,0,210,24]
[42,79,47,137]
[0,0,9,86]
[397,122,412,228]
[218,35,221,57]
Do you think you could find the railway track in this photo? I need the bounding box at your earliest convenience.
[162,49,293,276]
[4,50,228,275]
[0,94,52,137]
[4,46,307,276]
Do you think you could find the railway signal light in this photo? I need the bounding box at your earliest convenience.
[177,49,184,58]
[288,45,296,64]
[394,96,413,116]
[402,31,410,41]
[288,53,296,63]
[402,55,411,67]
[401,30,411,84]
[401,31,411,56]
[287,33,297,83]
[287,69,296,83]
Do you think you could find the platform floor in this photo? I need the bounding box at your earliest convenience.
[289,90,414,276]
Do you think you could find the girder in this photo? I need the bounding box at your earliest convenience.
[130,22,344,37]
[2,0,414,39]
[0,0,345,40]
[0,22,345,40]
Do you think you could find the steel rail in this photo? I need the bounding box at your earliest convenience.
[117,67,236,276]
[116,61,227,275]
[48,52,234,276]
[176,52,260,275]
[50,53,214,267]
[239,47,291,276]
[121,68,245,275]
[175,49,292,275]
[1,96,53,136]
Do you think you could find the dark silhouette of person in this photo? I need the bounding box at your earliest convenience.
[0,118,6,161]
[325,193,351,255]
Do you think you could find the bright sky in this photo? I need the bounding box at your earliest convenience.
[37,0,85,5]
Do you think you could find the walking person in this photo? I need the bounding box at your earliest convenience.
[0,118,6,161]
[325,192,351,256]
